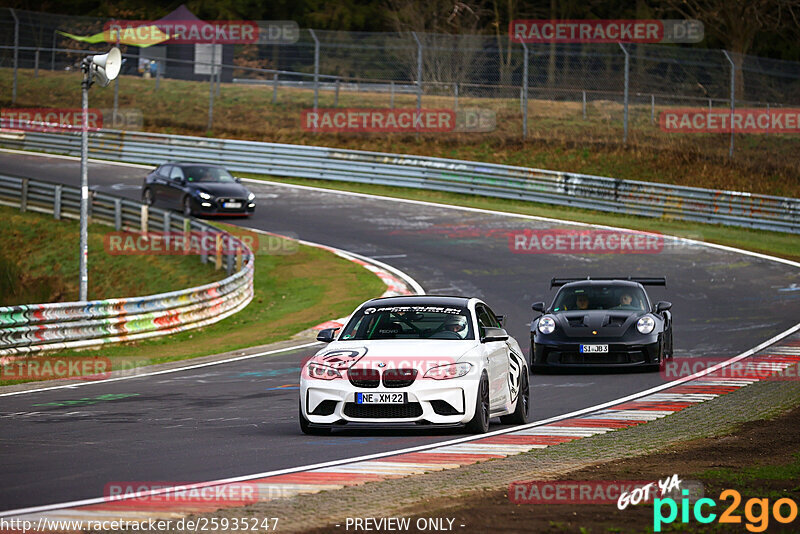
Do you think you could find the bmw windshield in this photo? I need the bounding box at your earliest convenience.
[340,305,475,340]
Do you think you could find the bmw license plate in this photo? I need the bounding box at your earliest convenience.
[357,392,406,404]
[223,202,242,209]
[580,344,609,354]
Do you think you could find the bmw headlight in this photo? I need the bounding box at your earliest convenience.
[306,362,342,380]
[538,315,556,335]
[247,192,255,201]
[197,191,212,200]
[423,362,472,380]
[636,316,656,334]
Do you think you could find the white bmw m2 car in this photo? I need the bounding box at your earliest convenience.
[299,296,529,434]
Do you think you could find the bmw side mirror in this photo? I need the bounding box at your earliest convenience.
[235,177,242,183]
[481,327,509,343]
[531,302,546,313]
[494,314,506,326]
[316,328,338,343]
[655,301,672,313]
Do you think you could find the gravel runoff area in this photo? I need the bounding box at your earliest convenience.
[117,341,800,534]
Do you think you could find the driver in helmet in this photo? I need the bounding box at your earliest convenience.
[442,316,468,338]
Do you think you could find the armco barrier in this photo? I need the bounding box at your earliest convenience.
[0,174,254,357]
[1,128,798,233]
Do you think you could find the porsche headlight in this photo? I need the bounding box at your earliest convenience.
[636,316,656,334]
[538,315,556,335]
[306,362,342,380]
[423,362,472,380]
[247,192,255,201]
[197,191,212,200]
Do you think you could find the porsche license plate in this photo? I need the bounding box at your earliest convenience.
[580,344,609,354]
[357,392,406,404]
[223,202,242,209]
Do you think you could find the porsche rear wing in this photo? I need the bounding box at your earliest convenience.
[550,276,667,288]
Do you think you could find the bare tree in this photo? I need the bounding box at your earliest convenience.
[663,0,800,99]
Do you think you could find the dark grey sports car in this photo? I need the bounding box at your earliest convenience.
[530,277,673,372]
[142,162,255,217]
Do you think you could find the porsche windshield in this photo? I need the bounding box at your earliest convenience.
[552,285,648,312]
[183,166,236,183]
[339,305,475,340]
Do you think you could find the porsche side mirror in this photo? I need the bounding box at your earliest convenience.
[531,302,546,313]
[482,327,509,343]
[655,301,672,313]
[316,328,339,343]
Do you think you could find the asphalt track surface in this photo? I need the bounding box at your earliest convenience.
[1,152,798,512]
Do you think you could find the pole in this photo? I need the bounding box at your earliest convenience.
[11,8,19,105]
[390,81,395,108]
[650,94,655,124]
[309,29,320,110]
[619,43,629,144]
[334,78,340,107]
[34,49,40,77]
[51,30,57,71]
[155,60,161,90]
[454,82,458,112]
[521,41,529,140]
[272,73,278,103]
[208,41,216,131]
[412,32,422,113]
[79,67,91,302]
[722,50,735,159]
[582,90,587,120]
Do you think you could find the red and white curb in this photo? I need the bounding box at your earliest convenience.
[4,334,798,528]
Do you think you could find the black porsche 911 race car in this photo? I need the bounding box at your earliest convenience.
[530,277,673,372]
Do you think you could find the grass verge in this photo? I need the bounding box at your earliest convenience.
[239,174,800,263]
[0,222,387,386]
[2,69,799,197]
[0,205,222,305]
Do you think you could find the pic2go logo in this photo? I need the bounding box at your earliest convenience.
[653,489,798,532]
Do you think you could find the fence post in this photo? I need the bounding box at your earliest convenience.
[334,78,340,107]
[208,40,216,131]
[114,198,121,230]
[215,233,223,270]
[390,81,395,108]
[521,41,529,140]
[582,90,587,120]
[51,30,57,71]
[54,184,62,220]
[226,248,234,275]
[11,8,19,105]
[183,218,191,255]
[454,82,458,112]
[619,43,629,144]
[140,205,149,232]
[411,32,422,113]
[272,73,278,103]
[235,246,242,272]
[35,49,40,77]
[650,94,655,124]
[722,50,735,159]
[216,61,222,97]
[20,178,28,213]
[163,211,171,234]
[155,60,161,91]
[309,29,320,110]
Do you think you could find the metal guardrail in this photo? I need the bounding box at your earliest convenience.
[1,128,798,233]
[0,174,254,356]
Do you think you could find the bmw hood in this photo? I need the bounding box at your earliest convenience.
[550,310,644,339]
[310,340,476,370]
